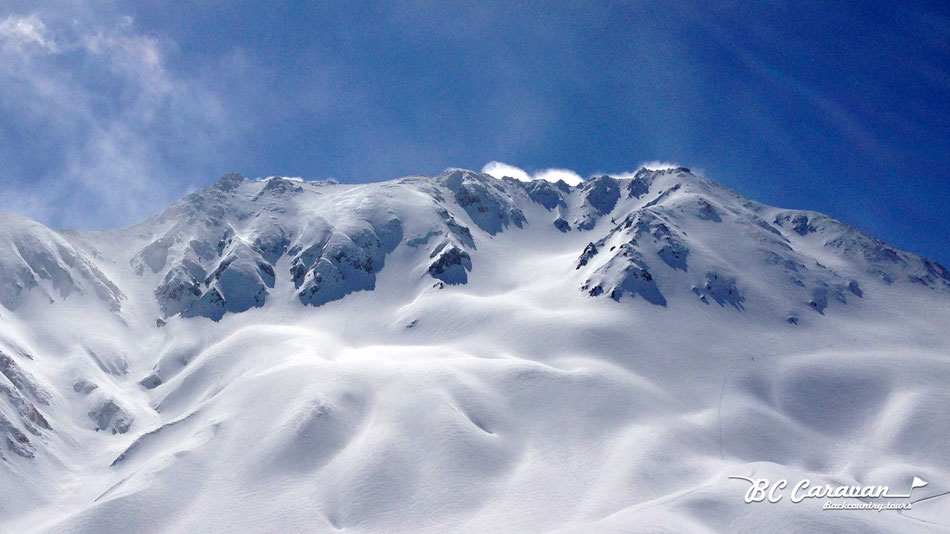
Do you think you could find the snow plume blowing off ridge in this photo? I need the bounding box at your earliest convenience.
[481,160,687,186]
[0,166,949,533]
[481,161,585,185]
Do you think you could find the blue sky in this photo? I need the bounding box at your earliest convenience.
[1,2,947,265]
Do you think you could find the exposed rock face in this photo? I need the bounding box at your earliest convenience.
[428,245,472,285]
[581,246,667,306]
[256,176,303,198]
[520,180,565,210]
[626,170,653,199]
[253,230,291,264]
[0,352,51,459]
[439,170,526,235]
[73,379,98,395]
[576,243,598,269]
[775,213,817,236]
[620,210,690,272]
[693,272,743,309]
[295,219,404,308]
[88,399,134,435]
[438,209,476,249]
[155,261,206,317]
[181,243,277,320]
[574,175,620,230]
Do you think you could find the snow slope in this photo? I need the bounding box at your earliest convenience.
[1,168,949,532]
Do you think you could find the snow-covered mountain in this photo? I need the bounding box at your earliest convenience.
[1,168,949,532]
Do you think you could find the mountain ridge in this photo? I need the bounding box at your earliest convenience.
[3,167,946,322]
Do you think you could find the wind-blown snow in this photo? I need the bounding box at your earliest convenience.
[1,167,948,533]
[481,162,584,186]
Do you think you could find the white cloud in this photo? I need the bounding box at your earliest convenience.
[83,20,168,86]
[0,14,58,54]
[481,161,584,186]
[482,160,695,186]
[534,168,584,186]
[482,161,531,182]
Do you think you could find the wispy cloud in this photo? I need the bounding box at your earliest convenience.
[0,14,58,54]
[0,11,233,230]
[81,17,171,95]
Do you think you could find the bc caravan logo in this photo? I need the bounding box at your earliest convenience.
[728,475,928,511]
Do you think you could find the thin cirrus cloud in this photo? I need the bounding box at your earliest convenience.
[481,161,584,186]
[0,11,233,230]
[0,13,58,54]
